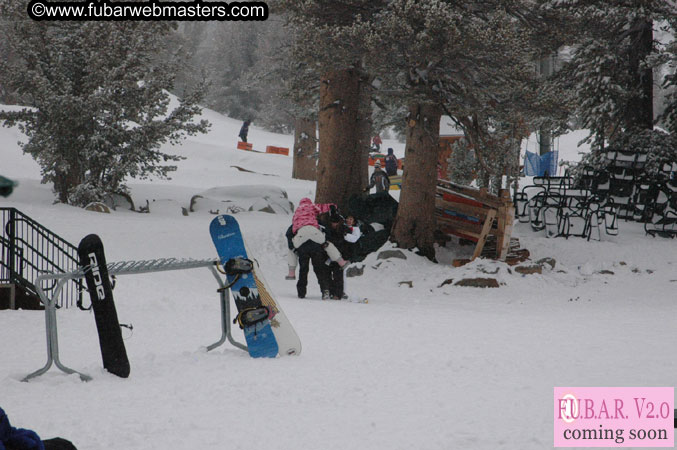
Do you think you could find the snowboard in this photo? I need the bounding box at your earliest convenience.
[210,215,301,357]
[77,234,130,378]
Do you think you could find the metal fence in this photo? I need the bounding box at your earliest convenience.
[0,207,82,308]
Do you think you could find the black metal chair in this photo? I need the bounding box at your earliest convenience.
[644,184,677,238]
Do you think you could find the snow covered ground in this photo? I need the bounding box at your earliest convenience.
[1,105,676,450]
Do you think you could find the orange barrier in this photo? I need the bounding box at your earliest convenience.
[265,146,289,156]
[237,141,253,151]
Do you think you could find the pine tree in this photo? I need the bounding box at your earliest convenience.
[366,1,543,258]
[543,0,674,147]
[0,3,208,205]
[277,0,386,211]
[238,25,320,179]
[658,12,677,135]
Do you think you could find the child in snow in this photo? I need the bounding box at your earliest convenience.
[343,215,363,248]
[364,161,390,193]
[287,198,348,280]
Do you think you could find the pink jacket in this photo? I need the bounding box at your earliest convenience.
[292,198,334,233]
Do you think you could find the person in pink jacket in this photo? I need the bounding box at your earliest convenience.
[287,198,348,279]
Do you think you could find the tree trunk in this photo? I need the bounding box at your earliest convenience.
[625,19,653,130]
[292,117,317,181]
[538,55,553,156]
[54,169,80,204]
[390,102,442,260]
[356,72,373,189]
[315,68,362,212]
[53,149,83,203]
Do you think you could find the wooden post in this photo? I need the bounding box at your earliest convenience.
[496,190,514,260]
[472,209,496,261]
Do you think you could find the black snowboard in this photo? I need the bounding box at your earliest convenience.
[77,234,130,378]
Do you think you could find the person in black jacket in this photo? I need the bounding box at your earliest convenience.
[364,161,390,193]
[384,148,398,176]
[239,120,251,143]
[323,212,354,299]
[0,407,78,450]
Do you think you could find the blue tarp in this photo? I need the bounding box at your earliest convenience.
[524,151,558,177]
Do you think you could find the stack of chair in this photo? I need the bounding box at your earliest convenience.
[643,162,677,238]
[571,152,676,238]
[514,175,617,240]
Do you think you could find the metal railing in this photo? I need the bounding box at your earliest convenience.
[24,257,246,382]
[0,207,82,308]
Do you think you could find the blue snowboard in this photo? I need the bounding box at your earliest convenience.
[210,215,279,358]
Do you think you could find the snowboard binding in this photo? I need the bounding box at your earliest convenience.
[224,257,253,276]
[217,257,254,291]
[233,306,271,329]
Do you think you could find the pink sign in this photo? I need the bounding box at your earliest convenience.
[554,387,674,447]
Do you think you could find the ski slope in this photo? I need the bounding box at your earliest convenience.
[1,105,676,450]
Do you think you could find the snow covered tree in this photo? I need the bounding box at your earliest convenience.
[447,138,475,186]
[657,12,677,135]
[542,0,675,149]
[170,19,304,135]
[238,25,320,180]
[0,15,20,104]
[276,0,386,211]
[0,4,208,205]
[366,1,542,259]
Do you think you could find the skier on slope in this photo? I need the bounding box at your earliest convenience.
[286,198,348,281]
[238,120,251,143]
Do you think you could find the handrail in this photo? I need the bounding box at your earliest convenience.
[0,207,82,308]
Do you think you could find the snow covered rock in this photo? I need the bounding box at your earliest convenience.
[377,249,407,260]
[84,202,111,213]
[345,265,364,277]
[102,192,135,211]
[455,277,500,288]
[514,264,542,275]
[536,257,556,270]
[190,185,294,215]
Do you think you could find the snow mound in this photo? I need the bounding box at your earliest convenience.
[189,185,294,215]
[148,199,189,216]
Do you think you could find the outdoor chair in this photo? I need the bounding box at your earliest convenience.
[644,185,677,238]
